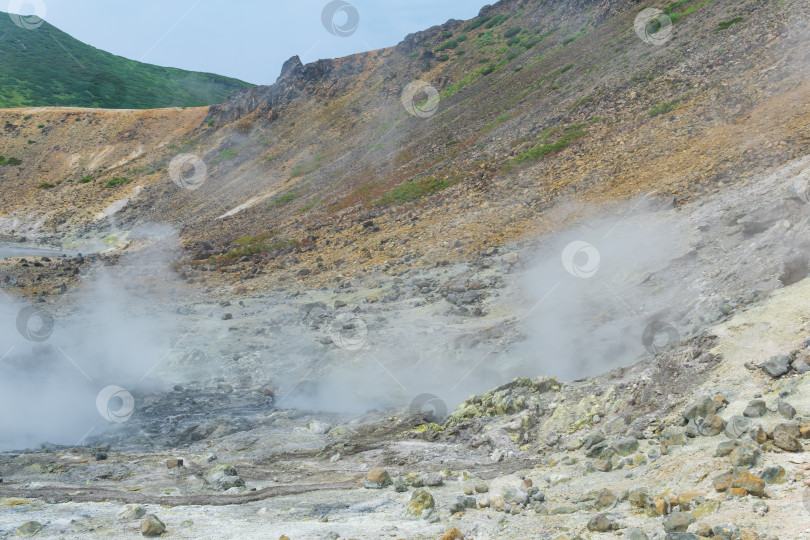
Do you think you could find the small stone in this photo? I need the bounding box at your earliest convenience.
[714,440,739,457]
[404,489,435,519]
[752,500,769,516]
[587,513,619,532]
[221,313,233,321]
[777,401,796,419]
[628,487,651,508]
[761,465,786,484]
[773,430,802,452]
[691,499,720,519]
[503,487,528,506]
[732,472,766,497]
[743,399,767,418]
[439,528,464,540]
[364,468,393,489]
[663,511,695,532]
[612,436,639,456]
[474,481,489,493]
[712,523,741,539]
[683,396,717,420]
[140,515,166,537]
[15,522,43,537]
[698,415,725,436]
[625,527,649,540]
[712,473,734,492]
[729,442,759,468]
[166,458,183,469]
[761,354,791,378]
[118,504,147,520]
[594,488,617,509]
[394,476,407,492]
[203,464,245,491]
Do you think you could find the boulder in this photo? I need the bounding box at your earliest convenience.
[203,464,245,490]
[761,354,791,378]
[364,468,393,489]
[404,489,435,519]
[140,515,166,537]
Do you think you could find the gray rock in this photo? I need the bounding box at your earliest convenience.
[777,400,796,419]
[117,504,147,520]
[713,440,739,457]
[664,534,700,540]
[663,511,695,532]
[625,527,649,540]
[203,464,245,490]
[503,487,528,506]
[729,442,759,468]
[683,396,717,421]
[394,476,408,492]
[612,436,639,456]
[711,523,740,538]
[474,481,489,493]
[761,354,791,378]
[698,414,725,436]
[15,522,43,538]
[761,465,786,484]
[791,357,810,373]
[743,399,767,418]
[587,513,620,532]
[140,515,166,537]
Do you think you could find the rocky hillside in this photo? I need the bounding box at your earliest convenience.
[0,0,808,290]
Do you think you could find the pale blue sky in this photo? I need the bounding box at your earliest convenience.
[9,0,485,84]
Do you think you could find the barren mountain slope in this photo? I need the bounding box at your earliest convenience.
[1,0,808,290]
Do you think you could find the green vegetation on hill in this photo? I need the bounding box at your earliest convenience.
[0,13,253,109]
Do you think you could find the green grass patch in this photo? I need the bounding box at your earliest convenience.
[78,176,93,184]
[503,27,521,38]
[105,177,132,188]
[648,100,679,117]
[485,14,509,29]
[570,95,593,110]
[269,193,299,207]
[505,124,587,169]
[717,17,744,30]
[291,154,324,177]
[435,39,459,52]
[467,16,492,30]
[213,148,238,163]
[0,156,22,166]
[216,231,298,263]
[375,177,459,207]
[300,198,322,212]
[36,182,56,189]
